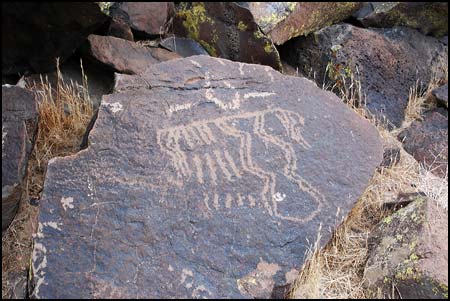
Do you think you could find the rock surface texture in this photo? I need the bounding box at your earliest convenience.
[109,2,174,38]
[364,196,448,298]
[173,2,282,70]
[2,85,38,230]
[31,56,382,298]
[243,2,363,45]
[2,2,108,75]
[159,37,210,57]
[354,2,448,38]
[83,35,181,75]
[431,84,448,109]
[280,24,448,129]
[398,110,448,178]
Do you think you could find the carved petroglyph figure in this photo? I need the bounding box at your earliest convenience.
[157,108,325,223]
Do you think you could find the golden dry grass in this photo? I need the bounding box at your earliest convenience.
[2,58,94,298]
[288,65,442,299]
[404,65,448,126]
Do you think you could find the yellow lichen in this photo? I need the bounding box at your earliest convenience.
[237,21,248,31]
[178,3,217,56]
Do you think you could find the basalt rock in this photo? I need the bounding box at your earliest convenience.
[2,85,38,231]
[241,2,363,45]
[173,2,282,71]
[364,196,448,299]
[279,24,448,129]
[2,2,108,75]
[430,84,448,109]
[398,110,448,178]
[109,2,175,38]
[31,55,382,298]
[354,2,448,38]
[82,34,181,75]
[107,16,134,42]
[159,36,209,57]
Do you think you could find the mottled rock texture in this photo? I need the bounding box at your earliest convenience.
[354,2,448,38]
[109,2,175,38]
[173,2,282,70]
[2,85,38,230]
[431,84,448,109]
[280,24,448,129]
[398,110,448,178]
[2,2,108,75]
[243,2,362,45]
[364,196,448,299]
[31,56,382,298]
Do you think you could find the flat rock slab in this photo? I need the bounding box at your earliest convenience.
[398,110,448,178]
[280,24,448,129]
[2,85,38,230]
[31,55,382,298]
[83,35,181,75]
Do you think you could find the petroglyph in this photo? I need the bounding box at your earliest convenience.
[61,197,74,211]
[156,108,325,223]
[104,102,123,113]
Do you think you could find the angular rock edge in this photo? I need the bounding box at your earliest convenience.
[31,55,383,298]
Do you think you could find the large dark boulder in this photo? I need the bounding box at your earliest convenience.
[30,55,382,298]
[2,2,108,75]
[280,24,448,129]
[354,2,448,38]
[2,85,39,231]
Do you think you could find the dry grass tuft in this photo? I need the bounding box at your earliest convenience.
[26,58,94,197]
[289,147,421,299]
[404,65,448,125]
[418,158,448,211]
[2,58,94,298]
[289,64,429,299]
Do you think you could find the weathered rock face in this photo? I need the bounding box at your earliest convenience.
[3,271,28,299]
[354,2,448,38]
[2,85,38,231]
[107,16,134,42]
[398,110,448,178]
[2,2,108,75]
[109,2,174,38]
[31,55,382,298]
[173,2,282,70]
[431,84,448,109]
[160,36,209,57]
[364,196,448,299]
[82,35,181,75]
[242,2,363,45]
[279,24,448,129]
